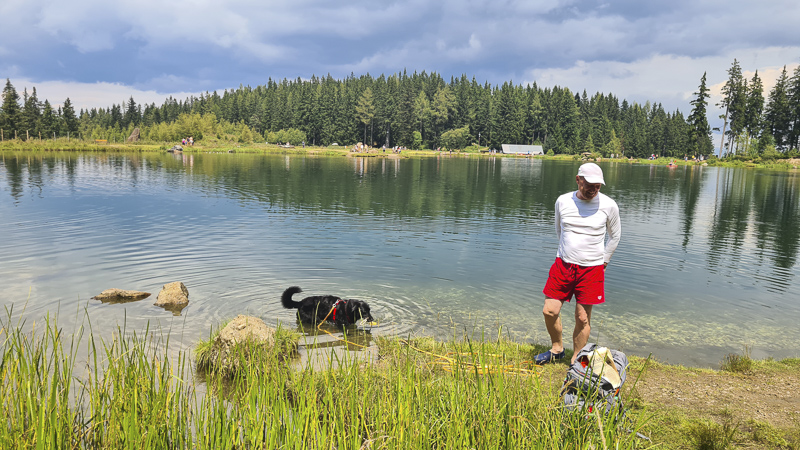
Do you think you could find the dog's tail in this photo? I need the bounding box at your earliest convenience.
[281,286,303,309]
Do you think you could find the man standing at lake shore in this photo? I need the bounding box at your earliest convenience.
[535,163,621,365]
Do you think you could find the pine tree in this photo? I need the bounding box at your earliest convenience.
[687,72,714,156]
[583,133,595,154]
[62,98,78,135]
[494,82,525,145]
[355,87,376,145]
[21,87,42,139]
[526,88,544,144]
[743,71,764,152]
[717,59,747,154]
[393,73,416,147]
[41,100,55,138]
[787,65,800,150]
[412,91,431,143]
[475,82,493,147]
[1,78,22,136]
[430,86,456,144]
[601,128,622,157]
[764,66,791,150]
[124,96,139,127]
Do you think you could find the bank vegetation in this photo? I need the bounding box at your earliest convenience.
[2,310,798,449]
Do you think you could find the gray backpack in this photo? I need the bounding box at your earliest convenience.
[561,343,628,417]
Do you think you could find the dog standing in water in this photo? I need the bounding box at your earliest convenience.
[281,286,374,326]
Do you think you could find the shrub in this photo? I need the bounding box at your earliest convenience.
[684,417,739,450]
[720,346,753,373]
[439,126,470,150]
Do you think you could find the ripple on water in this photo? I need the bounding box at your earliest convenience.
[2,155,799,368]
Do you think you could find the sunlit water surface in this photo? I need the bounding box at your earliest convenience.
[1,152,798,368]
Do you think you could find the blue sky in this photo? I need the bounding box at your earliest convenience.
[2,0,798,136]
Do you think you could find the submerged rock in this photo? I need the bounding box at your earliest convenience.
[92,288,151,303]
[154,281,189,315]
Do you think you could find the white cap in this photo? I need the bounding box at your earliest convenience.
[577,163,605,185]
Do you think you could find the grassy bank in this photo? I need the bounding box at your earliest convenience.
[2,311,799,449]
[3,139,800,171]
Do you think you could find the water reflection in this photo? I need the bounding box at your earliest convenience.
[1,151,799,367]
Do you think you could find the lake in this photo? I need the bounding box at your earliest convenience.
[1,151,798,368]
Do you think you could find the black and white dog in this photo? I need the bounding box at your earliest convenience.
[281,286,374,326]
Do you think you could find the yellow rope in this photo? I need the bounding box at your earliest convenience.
[314,303,369,349]
[400,339,542,377]
[312,307,532,376]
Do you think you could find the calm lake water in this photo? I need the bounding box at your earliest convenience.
[1,151,799,368]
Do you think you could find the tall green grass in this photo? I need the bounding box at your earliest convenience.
[1,314,82,448]
[1,310,650,449]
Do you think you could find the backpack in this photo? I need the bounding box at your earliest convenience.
[561,343,628,418]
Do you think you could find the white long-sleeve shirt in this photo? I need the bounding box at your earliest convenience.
[555,191,621,267]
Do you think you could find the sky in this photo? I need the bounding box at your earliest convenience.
[2,0,799,140]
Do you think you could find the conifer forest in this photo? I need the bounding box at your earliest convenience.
[2,60,800,158]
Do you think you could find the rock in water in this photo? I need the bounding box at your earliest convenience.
[218,315,276,347]
[154,281,189,307]
[92,288,151,302]
[198,315,280,376]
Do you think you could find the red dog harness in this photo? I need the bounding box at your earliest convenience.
[331,299,345,322]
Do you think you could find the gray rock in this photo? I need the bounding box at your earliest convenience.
[92,288,151,303]
[126,128,140,142]
[167,145,183,153]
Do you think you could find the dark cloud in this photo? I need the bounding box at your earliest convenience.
[1,0,798,117]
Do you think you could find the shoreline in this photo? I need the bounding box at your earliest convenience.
[2,311,798,448]
[2,140,800,171]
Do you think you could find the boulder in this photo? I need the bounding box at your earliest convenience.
[218,315,276,347]
[126,128,140,142]
[197,315,279,376]
[167,145,183,153]
[92,288,151,303]
[154,281,189,307]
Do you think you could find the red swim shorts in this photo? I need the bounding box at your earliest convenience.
[542,258,605,305]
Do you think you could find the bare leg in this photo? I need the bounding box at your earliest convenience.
[572,303,593,363]
[543,297,565,353]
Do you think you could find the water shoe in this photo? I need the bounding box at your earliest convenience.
[534,349,566,365]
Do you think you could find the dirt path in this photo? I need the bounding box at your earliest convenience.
[628,361,800,429]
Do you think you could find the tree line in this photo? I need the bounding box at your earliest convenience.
[1,64,798,157]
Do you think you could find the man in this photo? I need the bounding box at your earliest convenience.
[535,163,621,365]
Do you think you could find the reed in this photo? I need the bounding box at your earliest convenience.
[1,310,650,449]
[0,313,82,448]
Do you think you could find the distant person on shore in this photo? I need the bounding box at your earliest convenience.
[535,163,621,365]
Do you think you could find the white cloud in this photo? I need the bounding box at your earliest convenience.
[525,47,800,131]
[10,78,202,111]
